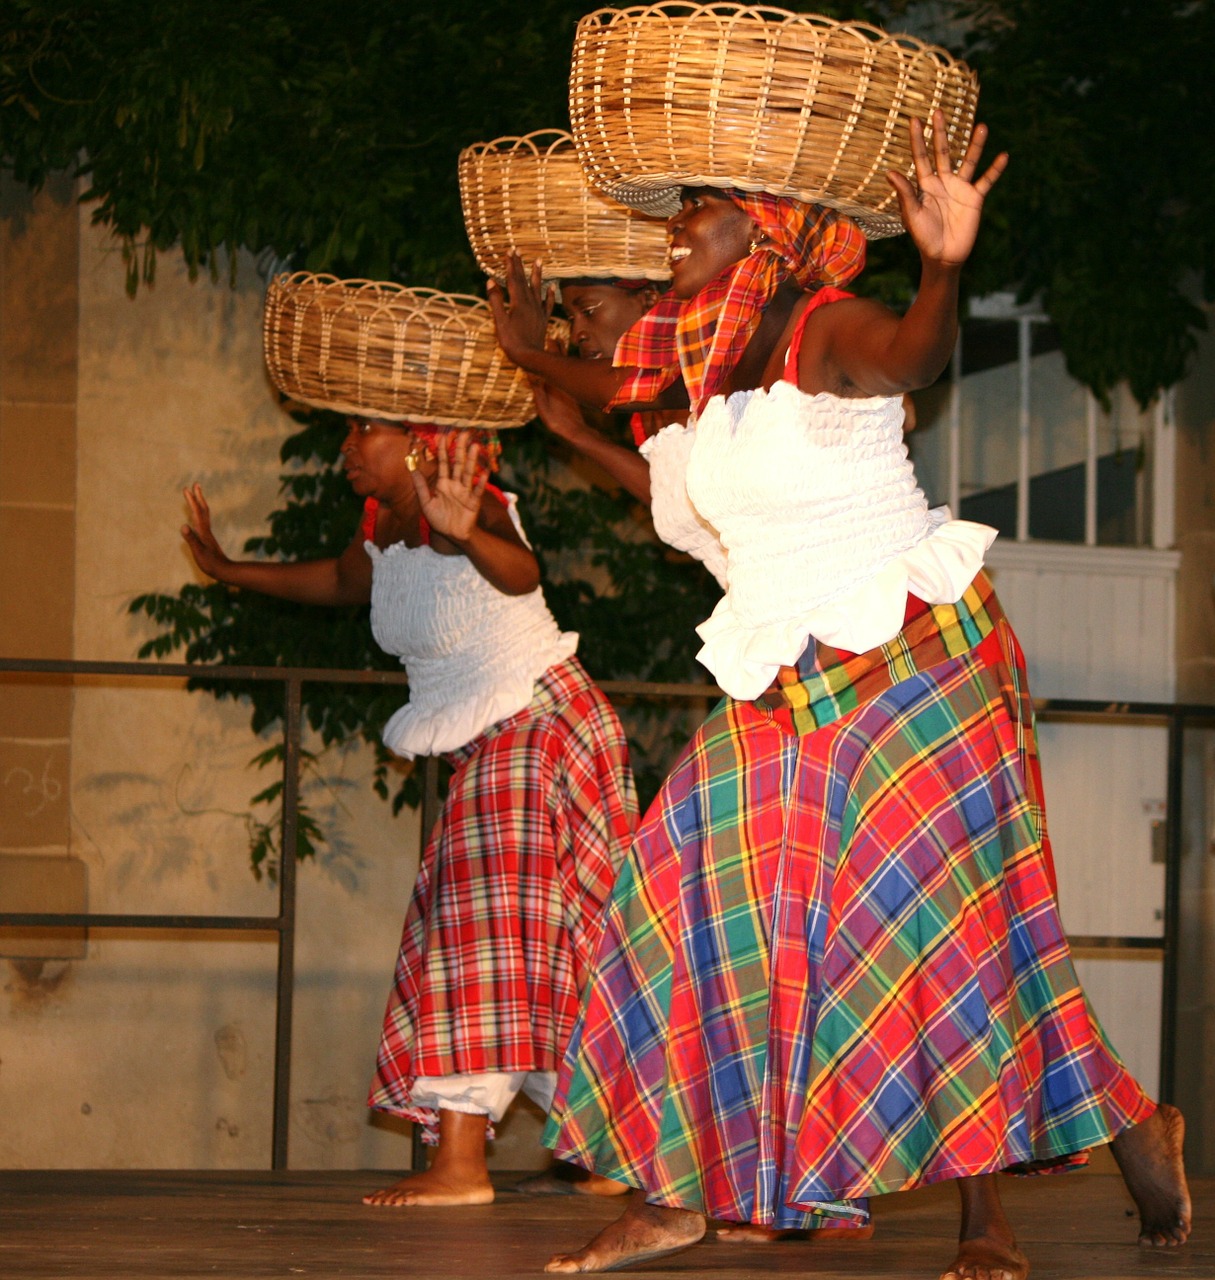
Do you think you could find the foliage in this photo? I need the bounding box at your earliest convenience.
[1,0,600,292]
[6,0,1214,864]
[956,0,1214,405]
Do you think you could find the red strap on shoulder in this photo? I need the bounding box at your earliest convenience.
[362,485,507,549]
[782,286,855,382]
[361,497,379,543]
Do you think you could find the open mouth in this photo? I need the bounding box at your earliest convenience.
[669,246,691,265]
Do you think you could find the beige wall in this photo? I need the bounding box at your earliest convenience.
[0,171,78,881]
[0,189,550,1172]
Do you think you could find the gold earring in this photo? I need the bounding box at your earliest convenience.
[404,446,421,472]
[749,236,764,254]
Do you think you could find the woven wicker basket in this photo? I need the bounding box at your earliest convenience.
[569,4,980,238]
[263,274,564,428]
[458,130,671,282]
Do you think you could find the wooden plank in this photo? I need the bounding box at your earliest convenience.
[0,1170,1209,1279]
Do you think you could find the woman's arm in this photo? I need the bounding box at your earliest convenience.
[413,434,541,596]
[181,483,372,605]
[532,378,653,505]
[487,255,636,410]
[803,111,1008,397]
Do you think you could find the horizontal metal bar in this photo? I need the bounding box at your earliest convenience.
[9,658,1215,722]
[1065,934,1164,950]
[0,913,282,931]
[8,657,1215,721]
[0,656,409,686]
[597,679,721,699]
[1036,697,1215,722]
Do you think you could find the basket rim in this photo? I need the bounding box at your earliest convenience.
[569,3,979,240]
[262,272,556,429]
[592,176,908,238]
[268,272,496,315]
[574,3,971,57]
[458,129,672,282]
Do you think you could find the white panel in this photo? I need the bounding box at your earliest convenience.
[986,542,1179,701]
[1039,722,1167,939]
[1073,956,1161,1101]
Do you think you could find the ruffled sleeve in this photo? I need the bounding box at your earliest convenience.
[695,511,996,701]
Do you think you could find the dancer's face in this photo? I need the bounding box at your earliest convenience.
[340,418,431,497]
[666,188,758,298]
[562,283,658,361]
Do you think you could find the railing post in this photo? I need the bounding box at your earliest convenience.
[1158,708,1184,1104]
[407,753,443,1174]
[271,675,303,1169]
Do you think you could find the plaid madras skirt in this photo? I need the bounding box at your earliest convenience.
[367,656,638,1130]
[545,574,1152,1228]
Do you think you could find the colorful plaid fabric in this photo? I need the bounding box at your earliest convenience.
[545,585,1152,1228]
[609,195,866,414]
[367,656,638,1132]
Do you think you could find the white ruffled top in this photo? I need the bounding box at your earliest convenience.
[684,380,997,701]
[639,421,729,588]
[367,495,577,758]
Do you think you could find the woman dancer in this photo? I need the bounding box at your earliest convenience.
[182,417,637,1207]
[490,110,1189,1278]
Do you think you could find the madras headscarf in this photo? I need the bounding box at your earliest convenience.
[609,194,867,415]
[407,422,503,474]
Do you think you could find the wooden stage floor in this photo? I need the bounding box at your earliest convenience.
[1,1169,1210,1279]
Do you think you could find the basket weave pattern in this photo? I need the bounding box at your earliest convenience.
[458,130,670,281]
[569,3,980,237]
[263,274,560,428]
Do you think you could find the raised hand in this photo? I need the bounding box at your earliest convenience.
[887,108,1008,268]
[410,431,488,543]
[181,482,233,580]
[528,335,592,444]
[485,251,554,366]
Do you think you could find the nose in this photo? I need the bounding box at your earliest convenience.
[340,422,359,452]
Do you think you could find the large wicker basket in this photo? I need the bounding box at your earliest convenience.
[263,274,563,428]
[569,3,980,238]
[458,130,671,282]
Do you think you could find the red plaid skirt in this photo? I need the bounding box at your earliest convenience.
[367,657,637,1130]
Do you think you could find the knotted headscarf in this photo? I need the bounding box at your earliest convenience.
[609,194,867,414]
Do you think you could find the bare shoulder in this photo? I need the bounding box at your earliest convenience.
[797,294,900,395]
[476,488,527,546]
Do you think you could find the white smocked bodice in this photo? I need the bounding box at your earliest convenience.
[684,380,996,700]
[368,496,577,758]
[639,421,728,588]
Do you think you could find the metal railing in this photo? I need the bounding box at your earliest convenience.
[1,656,1211,1168]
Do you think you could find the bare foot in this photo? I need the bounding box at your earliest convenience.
[943,1174,1028,1280]
[362,1167,493,1207]
[515,1163,630,1197]
[1110,1102,1192,1246]
[545,1193,705,1272]
[363,1108,493,1207]
[941,1235,1029,1280]
[716,1222,874,1243]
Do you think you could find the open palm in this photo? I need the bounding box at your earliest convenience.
[888,109,1008,267]
[411,431,487,543]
